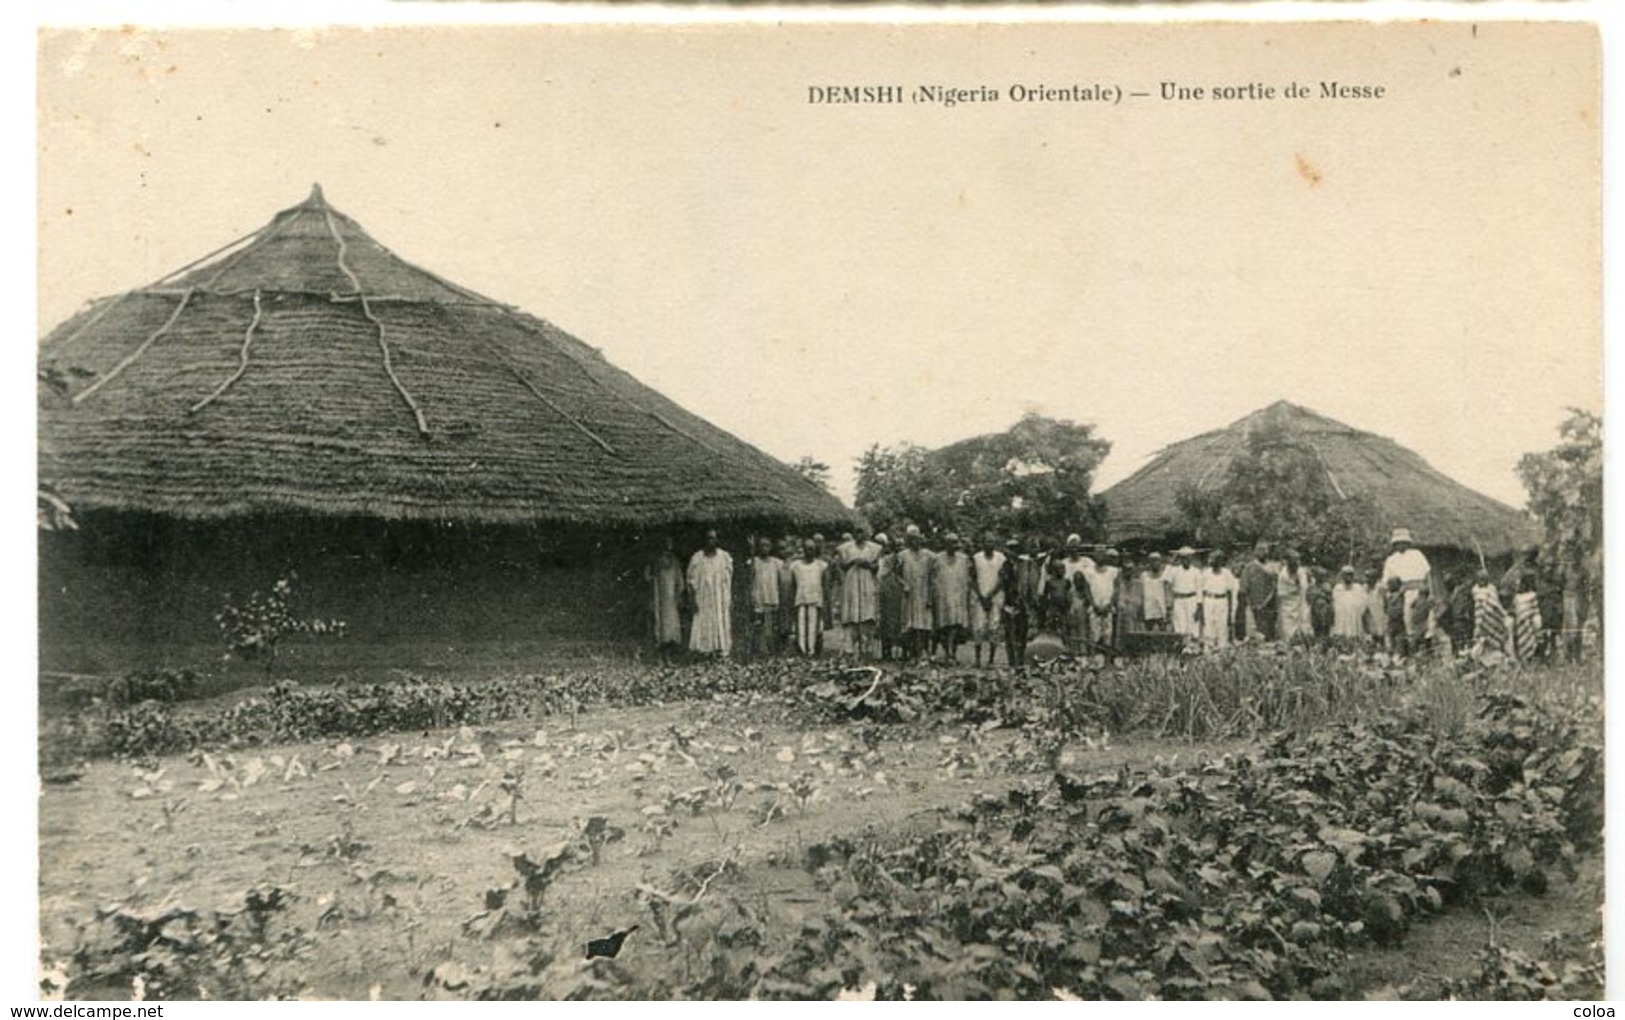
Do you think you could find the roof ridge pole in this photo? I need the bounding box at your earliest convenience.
[1195,436,1243,490]
[71,287,196,404]
[497,306,732,460]
[1309,443,1349,500]
[473,336,620,457]
[187,288,263,414]
[322,205,431,438]
[387,249,511,307]
[194,202,308,293]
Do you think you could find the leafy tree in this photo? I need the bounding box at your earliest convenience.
[790,456,834,493]
[1517,408,1602,645]
[1171,419,1387,569]
[854,414,1111,540]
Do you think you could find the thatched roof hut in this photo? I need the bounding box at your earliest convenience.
[1097,401,1538,555]
[39,185,849,528]
[38,186,851,671]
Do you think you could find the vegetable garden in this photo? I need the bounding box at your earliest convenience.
[37,648,1603,1000]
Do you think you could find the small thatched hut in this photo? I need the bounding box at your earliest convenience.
[39,186,852,672]
[1097,401,1538,560]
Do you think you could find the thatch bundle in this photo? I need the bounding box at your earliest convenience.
[1098,401,1538,555]
[39,186,851,529]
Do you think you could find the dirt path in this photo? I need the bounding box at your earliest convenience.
[1337,852,1604,998]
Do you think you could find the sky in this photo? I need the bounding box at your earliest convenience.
[35,20,1601,510]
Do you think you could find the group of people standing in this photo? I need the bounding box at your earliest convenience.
[646,523,1565,666]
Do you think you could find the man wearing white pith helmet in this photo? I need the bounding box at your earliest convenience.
[1381,528,1432,640]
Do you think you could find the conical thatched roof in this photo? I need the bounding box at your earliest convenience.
[39,186,852,528]
[1098,401,1538,555]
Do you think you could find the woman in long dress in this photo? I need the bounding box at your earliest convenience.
[686,529,734,657]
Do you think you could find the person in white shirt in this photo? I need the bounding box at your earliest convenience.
[1276,547,1313,642]
[1331,565,1368,640]
[969,534,1007,668]
[1199,550,1238,650]
[1381,528,1432,639]
[788,540,828,657]
[1083,551,1121,650]
[1168,546,1203,639]
[1059,534,1095,655]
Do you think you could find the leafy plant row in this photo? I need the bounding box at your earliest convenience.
[70,664,797,760]
[551,693,1601,1000]
[58,647,1598,764]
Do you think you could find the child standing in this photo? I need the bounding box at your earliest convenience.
[1330,565,1367,640]
[1384,576,1408,656]
[788,540,828,657]
[749,537,784,659]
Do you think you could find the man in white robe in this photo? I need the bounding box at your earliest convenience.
[687,529,734,657]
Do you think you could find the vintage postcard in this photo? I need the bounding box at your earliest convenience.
[31,16,1603,1002]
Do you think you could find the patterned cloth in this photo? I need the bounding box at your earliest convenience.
[1472,584,1507,652]
[1511,590,1543,660]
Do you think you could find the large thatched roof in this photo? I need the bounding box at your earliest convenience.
[39,186,852,528]
[1098,401,1538,555]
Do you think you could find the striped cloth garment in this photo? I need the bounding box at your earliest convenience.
[1511,591,1544,661]
[1472,585,1508,653]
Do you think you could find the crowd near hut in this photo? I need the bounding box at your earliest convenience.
[37,186,852,673]
[1097,401,1539,567]
[654,523,1575,671]
[39,191,1580,674]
